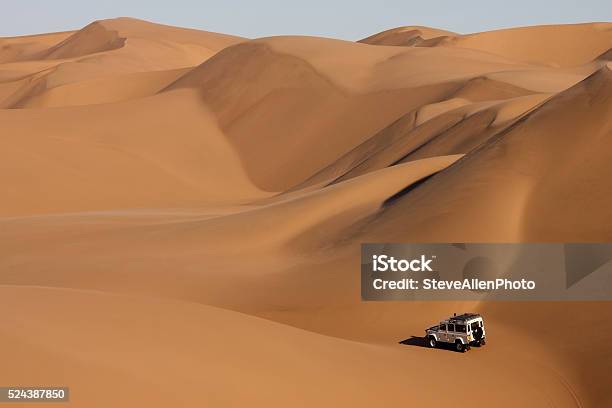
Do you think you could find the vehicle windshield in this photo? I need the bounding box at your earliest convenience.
[470,322,481,331]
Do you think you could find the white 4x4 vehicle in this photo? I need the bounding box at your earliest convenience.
[425,313,486,352]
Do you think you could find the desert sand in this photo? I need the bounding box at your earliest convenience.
[1,17,611,407]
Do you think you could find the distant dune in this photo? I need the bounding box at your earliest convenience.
[0,17,243,108]
[1,18,611,407]
[360,23,612,66]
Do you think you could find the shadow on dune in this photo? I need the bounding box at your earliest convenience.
[398,336,425,346]
[399,336,456,352]
[382,173,436,207]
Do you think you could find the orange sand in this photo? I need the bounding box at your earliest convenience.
[1,18,611,407]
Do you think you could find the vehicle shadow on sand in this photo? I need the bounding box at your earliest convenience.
[398,336,456,352]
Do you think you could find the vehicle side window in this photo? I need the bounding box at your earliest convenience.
[456,324,466,333]
[447,323,455,332]
[439,324,446,331]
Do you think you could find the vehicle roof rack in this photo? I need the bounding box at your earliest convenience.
[448,313,481,322]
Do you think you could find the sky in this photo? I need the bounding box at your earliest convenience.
[1,0,611,39]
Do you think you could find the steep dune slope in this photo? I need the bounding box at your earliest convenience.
[165,39,460,191]
[290,85,547,191]
[166,36,562,191]
[40,21,126,60]
[362,65,612,242]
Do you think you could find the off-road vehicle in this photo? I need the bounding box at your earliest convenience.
[425,313,486,352]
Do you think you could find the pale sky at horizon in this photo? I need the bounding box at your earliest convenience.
[1,0,611,40]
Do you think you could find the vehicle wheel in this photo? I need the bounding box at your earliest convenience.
[480,338,486,346]
[427,337,436,348]
[455,341,465,352]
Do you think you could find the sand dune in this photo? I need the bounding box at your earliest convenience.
[17,17,243,62]
[0,89,267,216]
[449,23,612,67]
[363,65,612,242]
[0,286,582,408]
[362,23,612,66]
[0,31,73,63]
[0,18,244,108]
[40,21,126,60]
[9,67,190,108]
[1,18,611,407]
[359,26,456,47]
[165,35,579,191]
